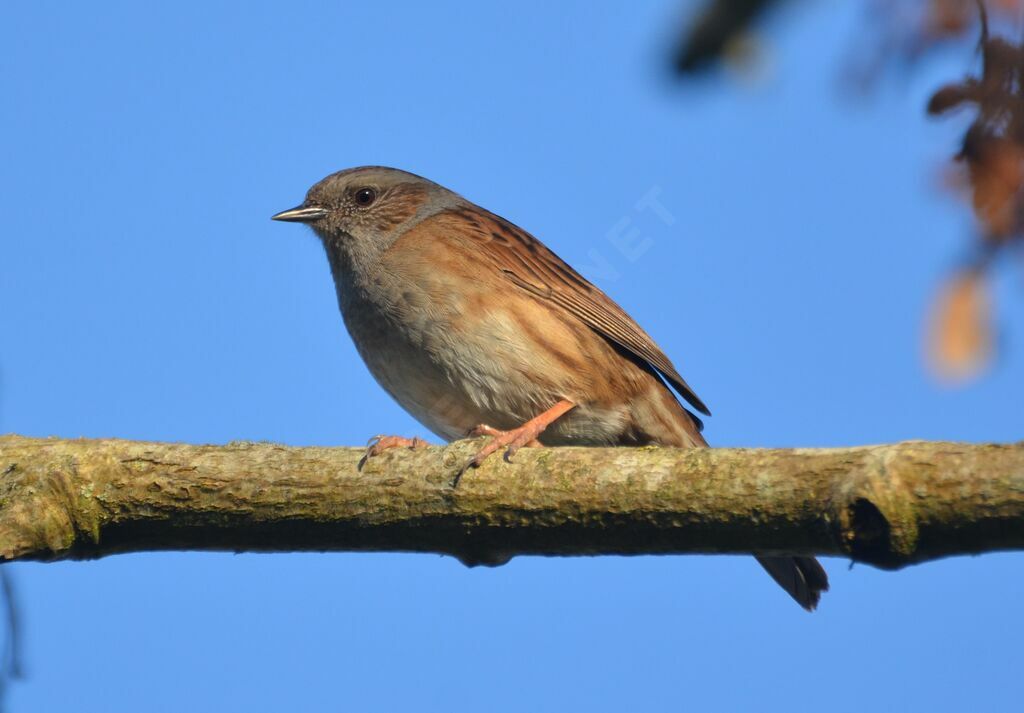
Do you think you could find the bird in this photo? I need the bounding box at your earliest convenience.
[272,166,829,610]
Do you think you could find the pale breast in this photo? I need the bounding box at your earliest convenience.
[332,224,702,447]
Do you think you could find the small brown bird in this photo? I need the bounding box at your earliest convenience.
[272,166,828,610]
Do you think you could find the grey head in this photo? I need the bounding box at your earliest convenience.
[271,166,461,272]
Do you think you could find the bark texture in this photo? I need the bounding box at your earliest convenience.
[0,435,1022,568]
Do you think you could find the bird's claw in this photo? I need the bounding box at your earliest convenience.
[358,435,427,470]
[451,424,543,487]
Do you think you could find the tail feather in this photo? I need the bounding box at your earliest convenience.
[651,377,829,611]
[755,556,829,611]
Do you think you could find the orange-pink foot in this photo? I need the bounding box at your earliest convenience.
[465,423,544,468]
[453,400,575,486]
[359,435,428,470]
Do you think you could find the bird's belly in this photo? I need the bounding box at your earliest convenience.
[343,318,475,440]
[337,276,696,447]
[342,274,589,436]
[339,293,548,441]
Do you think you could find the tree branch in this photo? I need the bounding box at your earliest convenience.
[0,435,1021,568]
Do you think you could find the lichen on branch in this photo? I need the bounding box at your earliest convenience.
[0,435,1022,569]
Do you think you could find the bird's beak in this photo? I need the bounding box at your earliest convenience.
[271,204,328,223]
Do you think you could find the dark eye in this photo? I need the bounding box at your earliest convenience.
[354,187,377,207]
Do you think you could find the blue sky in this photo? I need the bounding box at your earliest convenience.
[2,2,1022,711]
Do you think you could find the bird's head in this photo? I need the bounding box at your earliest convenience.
[272,166,449,263]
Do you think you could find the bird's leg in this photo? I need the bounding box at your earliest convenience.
[359,435,428,470]
[467,423,543,447]
[455,399,576,486]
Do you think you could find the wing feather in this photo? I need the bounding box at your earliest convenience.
[445,206,711,417]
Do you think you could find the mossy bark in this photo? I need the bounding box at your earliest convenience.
[1,435,1022,568]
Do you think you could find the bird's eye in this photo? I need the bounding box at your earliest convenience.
[354,187,377,207]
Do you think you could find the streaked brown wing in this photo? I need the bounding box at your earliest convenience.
[445,205,710,417]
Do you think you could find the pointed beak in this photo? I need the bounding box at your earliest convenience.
[271,204,328,223]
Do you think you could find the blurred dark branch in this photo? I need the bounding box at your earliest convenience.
[1,435,1023,570]
[0,571,21,701]
[0,362,24,712]
[672,0,777,75]
[925,1,1024,380]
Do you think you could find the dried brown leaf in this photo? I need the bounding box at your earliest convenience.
[926,269,994,382]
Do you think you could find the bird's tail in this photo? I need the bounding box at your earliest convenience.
[755,556,829,611]
[659,396,829,610]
